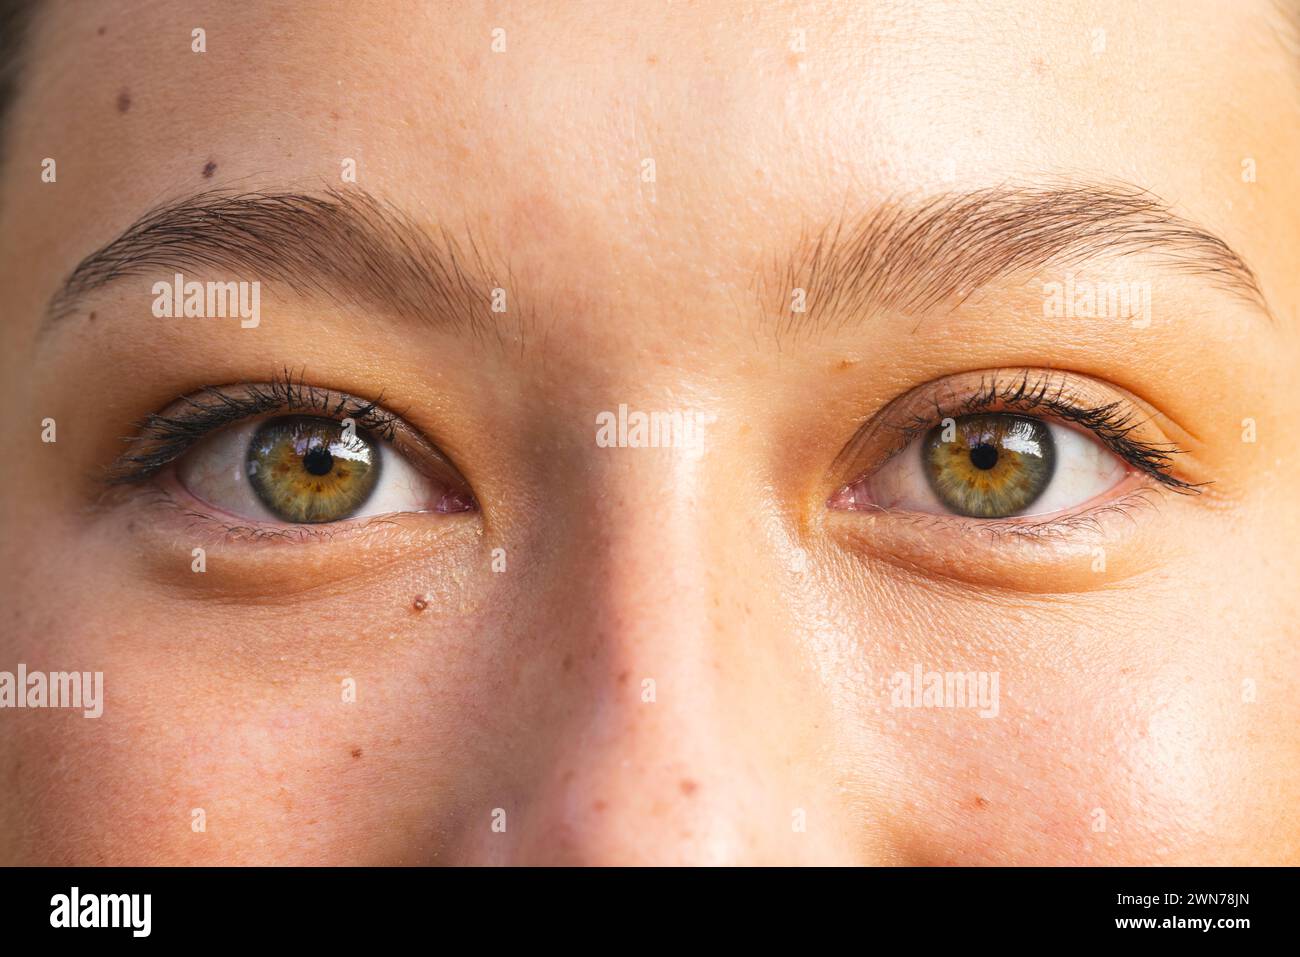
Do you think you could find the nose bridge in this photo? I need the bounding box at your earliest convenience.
[502,429,854,863]
[576,425,765,693]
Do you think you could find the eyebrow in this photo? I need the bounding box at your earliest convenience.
[43,187,519,342]
[45,182,1270,348]
[761,183,1271,337]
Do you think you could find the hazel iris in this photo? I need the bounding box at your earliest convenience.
[922,414,1055,518]
[246,416,380,522]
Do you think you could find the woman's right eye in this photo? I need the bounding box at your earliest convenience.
[175,414,473,524]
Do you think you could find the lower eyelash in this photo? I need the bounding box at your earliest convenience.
[870,485,1164,543]
[125,481,407,545]
[887,370,1204,495]
[104,368,399,484]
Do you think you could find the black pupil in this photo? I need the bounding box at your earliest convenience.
[303,445,335,476]
[969,443,998,470]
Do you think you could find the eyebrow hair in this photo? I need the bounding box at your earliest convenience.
[43,187,523,344]
[46,181,1271,351]
[761,183,1271,338]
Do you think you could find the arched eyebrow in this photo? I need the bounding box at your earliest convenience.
[41,187,517,342]
[42,182,1272,346]
[759,183,1271,337]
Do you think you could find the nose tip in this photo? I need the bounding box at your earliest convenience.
[501,727,855,865]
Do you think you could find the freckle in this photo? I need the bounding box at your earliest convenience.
[617,671,629,685]
[88,311,96,321]
[330,110,340,122]
[562,654,573,671]
[679,779,698,797]
[974,795,989,809]
[412,595,428,611]
[592,799,607,812]
[202,160,217,178]
[837,358,857,371]
[646,54,658,66]
[97,26,107,36]
[116,90,131,113]
[351,748,362,758]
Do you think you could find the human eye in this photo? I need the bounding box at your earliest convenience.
[827,370,1202,530]
[105,372,475,531]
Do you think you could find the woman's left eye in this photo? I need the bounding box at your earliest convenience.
[176,414,467,524]
[832,413,1128,519]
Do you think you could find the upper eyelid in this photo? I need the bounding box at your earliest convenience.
[104,375,405,484]
[834,370,1204,494]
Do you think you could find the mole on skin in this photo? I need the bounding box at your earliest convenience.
[202,161,217,178]
[115,90,130,113]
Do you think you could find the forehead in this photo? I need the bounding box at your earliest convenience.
[4,0,1296,330]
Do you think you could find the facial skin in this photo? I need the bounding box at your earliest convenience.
[0,0,1296,865]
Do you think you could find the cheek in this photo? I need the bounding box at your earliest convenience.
[7,632,478,864]
[0,539,494,863]
[880,660,1278,865]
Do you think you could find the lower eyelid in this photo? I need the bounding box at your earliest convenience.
[149,470,420,543]
[824,483,1173,593]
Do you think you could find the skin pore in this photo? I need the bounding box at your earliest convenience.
[0,0,1297,864]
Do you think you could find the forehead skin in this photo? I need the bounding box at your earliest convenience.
[0,0,1296,864]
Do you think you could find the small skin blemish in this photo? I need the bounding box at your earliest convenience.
[412,595,428,611]
[679,779,698,797]
[562,654,573,672]
[974,795,990,809]
[202,161,217,178]
[351,748,362,759]
[97,26,107,36]
[116,90,131,113]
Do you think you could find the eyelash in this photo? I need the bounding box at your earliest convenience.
[873,370,1205,496]
[108,368,1199,544]
[105,369,400,485]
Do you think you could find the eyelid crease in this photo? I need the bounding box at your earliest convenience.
[833,368,1207,496]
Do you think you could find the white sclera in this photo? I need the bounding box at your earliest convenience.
[863,421,1128,518]
[176,419,439,522]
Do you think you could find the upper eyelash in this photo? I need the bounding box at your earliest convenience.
[104,368,399,484]
[885,370,1205,495]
